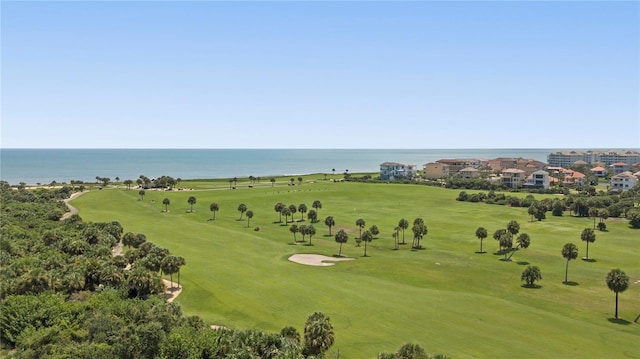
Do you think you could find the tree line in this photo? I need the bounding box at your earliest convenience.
[457,187,640,228]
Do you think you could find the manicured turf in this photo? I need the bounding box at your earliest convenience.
[72,176,639,358]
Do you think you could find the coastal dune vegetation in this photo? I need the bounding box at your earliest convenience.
[5,174,639,358]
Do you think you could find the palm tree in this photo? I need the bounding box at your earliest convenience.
[175,256,186,288]
[274,202,285,222]
[270,178,276,187]
[288,204,297,221]
[475,227,488,253]
[361,230,373,256]
[355,218,366,239]
[507,220,520,236]
[493,228,508,252]
[580,228,596,260]
[299,224,309,242]
[124,179,133,190]
[561,243,579,283]
[298,204,307,220]
[162,198,170,212]
[307,209,318,223]
[161,255,180,289]
[298,176,303,185]
[606,269,630,319]
[369,225,379,238]
[281,207,291,224]
[289,224,299,242]
[307,225,316,245]
[246,210,254,227]
[335,229,348,256]
[312,200,322,213]
[411,218,428,249]
[521,265,542,287]
[499,232,513,260]
[507,233,531,261]
[393,226,401,250]
[138,190,145,201]
[237,203,247,220]
[304,312,334,356]
[398,219,409,244]
[589,207,599,229]
[290,178,295,186]
[324,216,335,235]
[188,196,196,212]
[209,202,219,220]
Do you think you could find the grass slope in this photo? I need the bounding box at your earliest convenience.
[72,177,640,358]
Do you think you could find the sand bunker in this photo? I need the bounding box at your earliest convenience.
[288,254,354,266]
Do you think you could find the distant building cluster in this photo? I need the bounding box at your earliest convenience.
[379,149,640,191]
[547,149,640,167]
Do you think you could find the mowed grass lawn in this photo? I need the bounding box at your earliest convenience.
[73,177,640,358]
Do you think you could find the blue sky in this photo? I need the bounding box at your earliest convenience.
[2,1,638,149]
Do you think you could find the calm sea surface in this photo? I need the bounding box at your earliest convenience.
[1,148,555,185]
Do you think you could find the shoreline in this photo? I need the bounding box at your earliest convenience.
[0,148,558,186]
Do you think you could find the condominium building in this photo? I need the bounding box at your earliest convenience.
[547,150,640,167]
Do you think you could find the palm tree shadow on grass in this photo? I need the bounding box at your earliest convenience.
[516,261,529,265]
[562,281,579,286]
[607,318,631,325]
[582,258,597,263]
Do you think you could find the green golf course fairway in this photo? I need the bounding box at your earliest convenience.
[72,176,639,358]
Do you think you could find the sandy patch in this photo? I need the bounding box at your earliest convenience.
[288,254,354,266]
[163,279,182,302]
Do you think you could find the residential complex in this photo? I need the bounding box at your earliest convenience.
[380,149,639,191]
[547,149,640,167]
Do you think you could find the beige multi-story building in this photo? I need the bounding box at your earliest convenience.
[610,162,630,175]
[436,159,473,174]
[487,158,545,175]
[423,162,450,179]
[502,168,526,188]
[459,167,480,179]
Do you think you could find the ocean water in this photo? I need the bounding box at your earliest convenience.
[0,148,554,185]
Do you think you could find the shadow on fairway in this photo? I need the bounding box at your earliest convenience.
[582,258,597,263]
[562,281,579,286]
[517,261,530,265]
[521,284,542,289]
[475,251,487,254]
[607,318,631,325]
